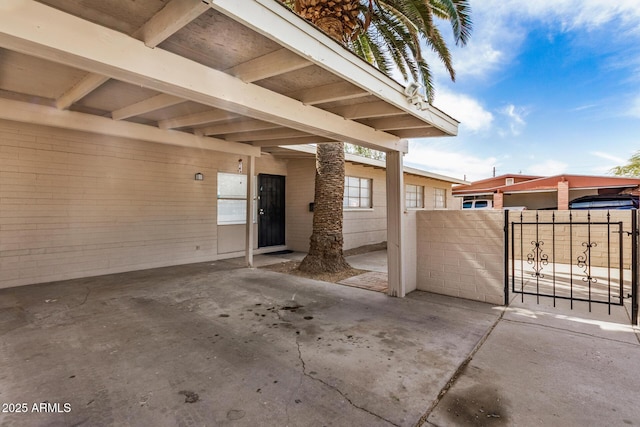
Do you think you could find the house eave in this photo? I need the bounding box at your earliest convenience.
[212,0,459,137]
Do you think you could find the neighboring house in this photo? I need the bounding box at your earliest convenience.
[453,174,640,210]
[0,0,462,296]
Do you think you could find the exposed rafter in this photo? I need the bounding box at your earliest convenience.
[133,0,210,48]
[0,97,260,157]
[392,128,444,138]
[111,93,184,120]
[158,110,240,129]
[327,101,405,119]
[0,0,407,152]
[251,137,337,147]
[200,119,280,136]
[225,48,312,82]
[55,74,109,110]
[210,0,458,137]
[358,116,432,131]
[288,81,368,105]
[224,128,310,142]
[54,0,209,111]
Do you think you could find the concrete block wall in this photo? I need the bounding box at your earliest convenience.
[402,210,418,293]
[509,210,633,269]
[285,158,315,252]
[416,210,505,304]
[0,119,286,288]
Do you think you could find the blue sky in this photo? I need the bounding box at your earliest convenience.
[403,0,640,182]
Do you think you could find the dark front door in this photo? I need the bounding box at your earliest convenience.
[258,174,285,248]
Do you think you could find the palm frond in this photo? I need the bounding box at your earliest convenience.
[280,0,472,103]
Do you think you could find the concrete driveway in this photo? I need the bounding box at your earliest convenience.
[0,259,499,427]
[1,255,639,426]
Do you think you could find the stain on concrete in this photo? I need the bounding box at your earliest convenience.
[178,390,199,403]
[227,409,245,420]
[0,306,29,335]
[440,385,509,426]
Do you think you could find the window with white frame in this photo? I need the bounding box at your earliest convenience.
[434,188,447,209]
[405,184,424,209]
[344,176,372,209]
[217,172,256,225]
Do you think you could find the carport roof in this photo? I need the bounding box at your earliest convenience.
[0,0,459,157]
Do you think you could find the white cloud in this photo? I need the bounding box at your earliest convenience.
[434,0,640,81]
[527,159,568,176]
[627,94,640,118]
[432,90,493,132]
[497,104,528,136]
[405,141,497,181]
[591,151,626,164]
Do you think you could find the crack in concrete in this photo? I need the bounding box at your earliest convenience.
[294,337,400,427]
[414,308,507,427]
[272,303,398,425]
[78,287,92,306]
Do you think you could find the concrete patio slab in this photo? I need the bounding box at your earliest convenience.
[0,261,499,427]
[346,250,388,273]
[426,295,640,427]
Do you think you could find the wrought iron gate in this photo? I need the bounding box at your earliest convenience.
[504,210,638,325]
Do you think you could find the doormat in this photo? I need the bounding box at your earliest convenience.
[264,250,294,255]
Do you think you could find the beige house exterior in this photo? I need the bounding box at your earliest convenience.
[0,0,463,295]
[0,119,463,289]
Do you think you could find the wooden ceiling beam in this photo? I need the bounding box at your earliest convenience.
[55,73,110,110]
[288,81,368,105]
[392,128,446,138]
[225,48,312,82]
[251,137,337,147]
[158,109,240,129]
[133,0,210,48]
[327,101,405,119]
[358,115,433,131]
[111,93,185,120]
[0,0,406,152]
[200,119,280,136]
[224,128,310,142]
[55,0,208,111]
[0,97,260,156]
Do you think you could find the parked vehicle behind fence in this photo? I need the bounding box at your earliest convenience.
[569,194,639,210]
[462,199,493,209]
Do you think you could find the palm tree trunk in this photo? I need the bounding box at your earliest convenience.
[299,142,351,273]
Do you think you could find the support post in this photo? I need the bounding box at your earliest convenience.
[632,209,638,325]
[557,179,570,210]
[504,209,510,305]
[245,156,255,267]
[386,151,405,297]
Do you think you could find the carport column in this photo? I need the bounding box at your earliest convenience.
[557,179,569,210]
[245,155,255,267]
[386,151,405,297]
[493,191,503,209]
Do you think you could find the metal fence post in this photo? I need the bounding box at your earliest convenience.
[632,210,638,326]
[504,209,509,306]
